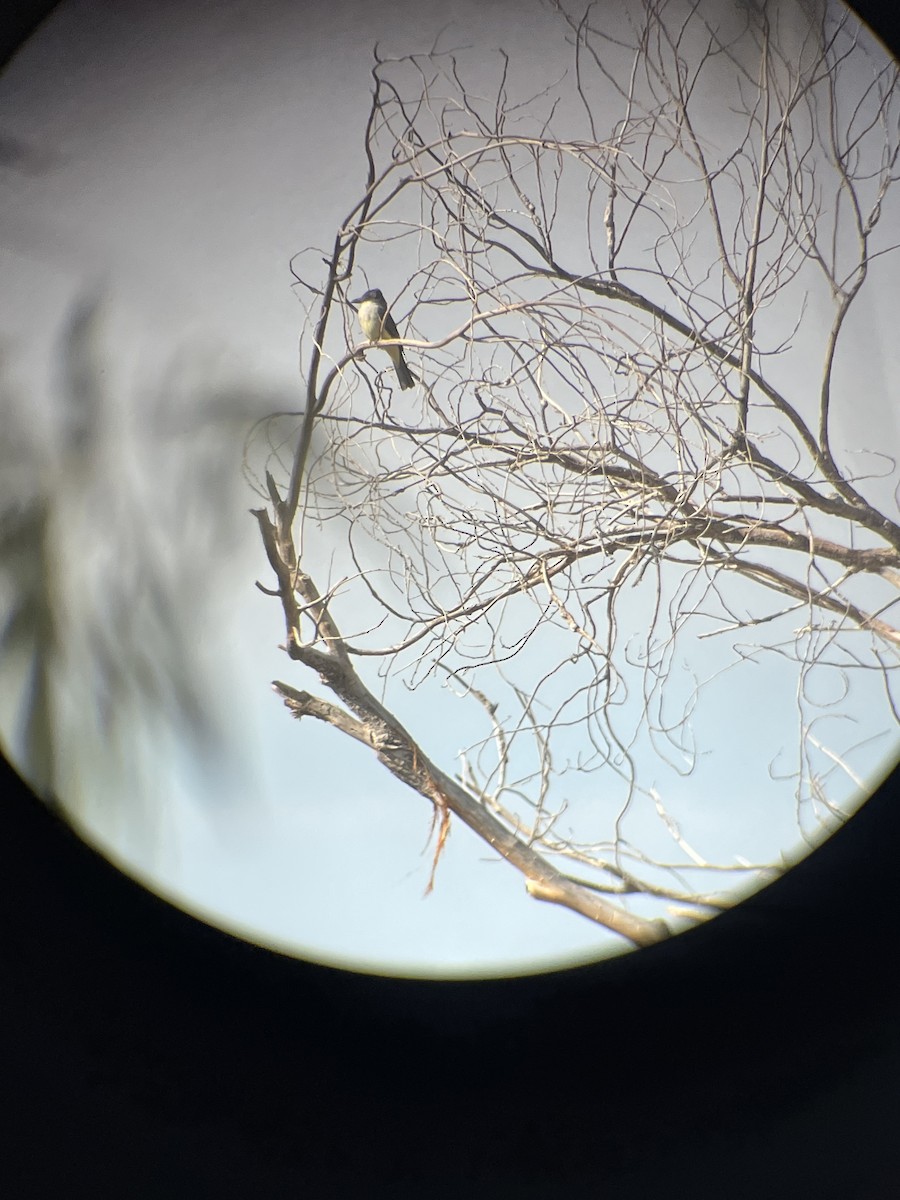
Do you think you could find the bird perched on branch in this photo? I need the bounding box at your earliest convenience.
[351,288,415,390]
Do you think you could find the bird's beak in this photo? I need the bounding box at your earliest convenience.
[350,296,364,308]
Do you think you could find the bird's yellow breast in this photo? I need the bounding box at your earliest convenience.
[357,300,385,343]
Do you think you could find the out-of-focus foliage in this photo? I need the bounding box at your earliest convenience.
[0,296,277,818]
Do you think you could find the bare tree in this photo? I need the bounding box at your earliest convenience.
[249,0,900,947]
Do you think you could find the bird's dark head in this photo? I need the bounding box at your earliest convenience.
[351,288,385,307]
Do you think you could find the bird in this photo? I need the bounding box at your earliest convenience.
[351,288,415,390]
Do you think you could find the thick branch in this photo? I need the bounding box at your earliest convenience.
[255,506,668,946]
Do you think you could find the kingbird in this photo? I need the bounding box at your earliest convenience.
[352,288,415,390]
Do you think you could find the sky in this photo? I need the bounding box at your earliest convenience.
[1,0,898,977]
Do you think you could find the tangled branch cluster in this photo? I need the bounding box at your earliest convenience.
[250,0,900,939]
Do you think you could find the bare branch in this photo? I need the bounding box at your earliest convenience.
[250,0,900,943]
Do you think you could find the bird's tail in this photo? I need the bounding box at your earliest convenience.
[393,349,415,390]
[398,355,415,388]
